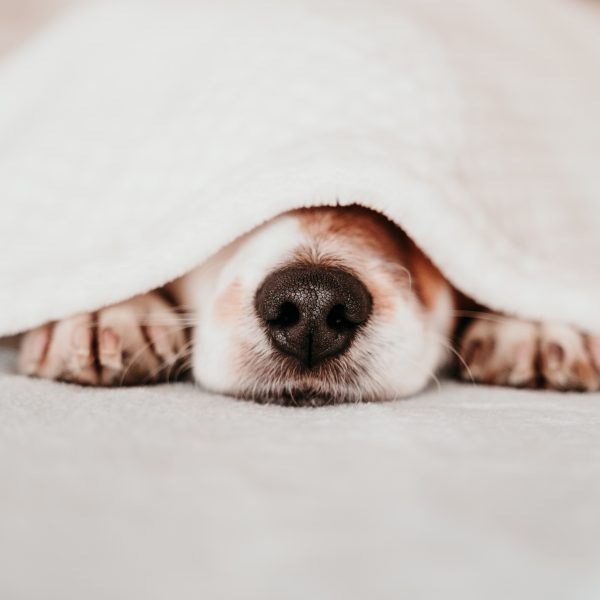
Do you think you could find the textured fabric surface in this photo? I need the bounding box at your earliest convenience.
[0,0,599,336]
[2,346,600,600]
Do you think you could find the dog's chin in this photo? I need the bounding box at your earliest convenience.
[228,373,431,406]
[222,351,377,406]
[194,338,437,405]
[230,384,376,407]
[197,371,383,407]
[197,358,432,405]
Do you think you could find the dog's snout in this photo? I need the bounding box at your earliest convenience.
[255,266,372,368]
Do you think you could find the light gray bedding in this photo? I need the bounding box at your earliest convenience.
[1,345,599,600]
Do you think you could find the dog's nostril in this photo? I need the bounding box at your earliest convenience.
[268,301,301,328]
[255,266,372,368]
[326,304,355,331]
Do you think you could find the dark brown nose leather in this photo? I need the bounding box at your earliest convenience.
[255,266,372,368]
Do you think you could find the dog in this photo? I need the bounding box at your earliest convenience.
[17,205,600,404]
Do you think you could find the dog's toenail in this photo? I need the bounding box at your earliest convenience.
[99,329,122,370]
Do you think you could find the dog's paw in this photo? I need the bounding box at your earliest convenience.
[18,293,189,386]
[458,317,600,392]
[538,324,600,392]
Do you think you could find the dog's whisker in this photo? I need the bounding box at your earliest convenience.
[117,337,159,386]
[427,330,475,385]
[164,340,195,384]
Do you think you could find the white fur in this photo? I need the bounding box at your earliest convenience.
[170,212,453,401]
[182,216,305,393]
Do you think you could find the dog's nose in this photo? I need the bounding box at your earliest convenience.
[255,266,372,368]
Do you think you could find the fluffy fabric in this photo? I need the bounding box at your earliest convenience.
[0,0,599,336]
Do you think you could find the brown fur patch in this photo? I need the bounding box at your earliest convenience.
[296,205,408,268]
[407,245,446,311]
[295,205,449,313]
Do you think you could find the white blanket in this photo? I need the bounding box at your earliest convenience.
[0,0,599,337]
